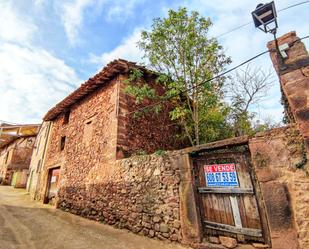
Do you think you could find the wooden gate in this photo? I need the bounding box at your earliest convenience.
[192,146,266,242]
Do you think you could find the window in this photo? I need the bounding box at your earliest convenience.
[60,136,66,151]
[63,111,70,125]
[83,118,94,146]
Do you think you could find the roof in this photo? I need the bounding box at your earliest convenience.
[0,124,40,149]
[43,59,153,121]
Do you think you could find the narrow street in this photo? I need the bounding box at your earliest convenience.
[0,186,187,249]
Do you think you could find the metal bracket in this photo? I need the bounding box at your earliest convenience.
[279,43,289,59]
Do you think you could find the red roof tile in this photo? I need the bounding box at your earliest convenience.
[43,59,152,121]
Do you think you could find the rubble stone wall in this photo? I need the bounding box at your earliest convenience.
[268,31,309,156]
[57,153,182,242]
[249,125,309,249]
[39,77,119,200]
[116,74,186,158]
[0,137,35,185]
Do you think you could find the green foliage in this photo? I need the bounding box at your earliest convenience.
[132,149,147,156]
[134,7,231,145]
[124,68,156,104]
[154,149,166,156]
[295,142,308,169]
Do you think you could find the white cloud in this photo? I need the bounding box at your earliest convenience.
[56,0,144,45]
[105,0,145,22]
[0,43,80,124]
[0,1,81,124]
[57,0,95,46]
[89,29,144,67]
[0,2,37,43]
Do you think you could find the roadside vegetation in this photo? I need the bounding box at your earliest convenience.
[125,7,280,146]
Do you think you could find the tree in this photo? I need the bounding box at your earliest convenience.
[226,64,274,136]
[126,8,231,146]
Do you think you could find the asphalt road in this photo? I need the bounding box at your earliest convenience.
[0,186,188,249]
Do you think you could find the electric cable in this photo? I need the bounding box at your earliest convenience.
[120,35,309,117]
[215,0,309,39]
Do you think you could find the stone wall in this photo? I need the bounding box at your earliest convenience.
[267,31,309,156]
[57,153,182,242]
[249,125,309,249]
[39,76,119,200]
[41,124,308,248]
[116,74,186,158]
[0,137,36,185]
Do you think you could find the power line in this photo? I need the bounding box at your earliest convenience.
[215,0,309,39]
[120,35,309,117]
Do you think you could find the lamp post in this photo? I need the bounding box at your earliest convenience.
[252,1,278,35]
[252,2,286,70]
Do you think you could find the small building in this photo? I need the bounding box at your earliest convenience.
[37,59,183,204]
[0,124,39,187]
[26,121,52,199]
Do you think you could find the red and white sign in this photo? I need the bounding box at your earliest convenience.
[204,163,236,173]
[204,163,239,187]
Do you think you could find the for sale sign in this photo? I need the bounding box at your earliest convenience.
[204,163,239,187]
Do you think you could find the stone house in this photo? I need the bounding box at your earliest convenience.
[26,121,52,199]
[34,32,309,249]
[0,124,39,187]
[38,59,183,204]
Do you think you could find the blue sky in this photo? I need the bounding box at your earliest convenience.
[0,0,308,124]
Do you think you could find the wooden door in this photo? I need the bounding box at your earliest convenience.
[193,148,264,242]
[44,167,60,204]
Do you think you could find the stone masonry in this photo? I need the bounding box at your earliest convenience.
[0,136,36,187]
[35,47,309,249]
[267,31,309,157]
[58,153,182,242]
[249,125,308,249]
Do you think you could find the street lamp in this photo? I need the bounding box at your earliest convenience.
[252,1,278,34]
[252,1,287,69]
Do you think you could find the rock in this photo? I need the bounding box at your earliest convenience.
[209,236,220,244]
[159,223,169,233]
[252,243,270,248]
[154,223,160,232]
[163,216,170,223]
[153,216,161,223]
[148,230,155,237]
[142,228,149,235]
[162,233,170,238]
[170,234,178,241]
[191,242,225,249]
[219,236,237,248]
[142,222,151,229]
[173,220,181,229]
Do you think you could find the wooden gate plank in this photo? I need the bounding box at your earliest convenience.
[223,195,234,226]
[204,221,263,237]
[230,196,243,228]
[237,195,249,228]
[243,195,262,229]
[198,187,254,194]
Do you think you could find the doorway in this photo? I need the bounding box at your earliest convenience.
[44,167,61,205]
